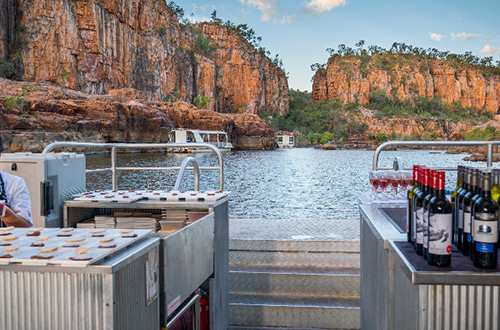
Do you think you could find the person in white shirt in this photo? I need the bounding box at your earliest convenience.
[0,134,32,227]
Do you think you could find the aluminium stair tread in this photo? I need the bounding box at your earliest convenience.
[229,327,356,330]
[230,265,360,276]
[230,294,360,309]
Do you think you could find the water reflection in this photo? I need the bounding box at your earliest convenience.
[86,148,484,220]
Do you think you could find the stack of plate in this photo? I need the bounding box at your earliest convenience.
[94,215,116,229]
[133,217,159,230]
[76,218,95,229]
[161,209,188,222]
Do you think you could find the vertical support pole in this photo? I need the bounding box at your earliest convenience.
[487,143,493,168]
[111,146,117,190]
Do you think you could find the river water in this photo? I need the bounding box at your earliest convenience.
[86,148,485,220]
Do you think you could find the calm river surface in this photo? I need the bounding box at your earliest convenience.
[86,148,486,220]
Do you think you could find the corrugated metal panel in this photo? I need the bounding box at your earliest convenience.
[422,284,500,330]
[0,271,108,330]
[115,248,159,330]
[393,261,500,330]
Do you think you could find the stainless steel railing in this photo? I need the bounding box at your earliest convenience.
[42,142,224,190]
[373,140,500,171]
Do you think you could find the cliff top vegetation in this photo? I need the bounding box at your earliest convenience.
[311,40,500,77]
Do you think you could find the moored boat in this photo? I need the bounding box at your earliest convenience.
[168,128,234,153]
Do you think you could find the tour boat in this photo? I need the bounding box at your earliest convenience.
[168,128,234,153]
[275,131,295,148]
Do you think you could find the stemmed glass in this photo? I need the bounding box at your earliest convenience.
[369,171,381,200]
[397,171,412,199]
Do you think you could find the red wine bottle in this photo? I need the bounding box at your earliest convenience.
[462,169,479,256]
[415,167,430,255]
[411,166,422,248]
[423,169,437,259]
[456,167,471,251]
[472,171,498,269]
[428,171,452,267]
[407,165,419,243]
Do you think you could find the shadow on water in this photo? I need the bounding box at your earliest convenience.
[86,148,484,220]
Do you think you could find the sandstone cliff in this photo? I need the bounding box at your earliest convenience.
[1,0,288,116]
[312,54,500,114]
[0,78,275,151]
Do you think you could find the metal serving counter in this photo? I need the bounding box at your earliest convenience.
[63,197,229,330]
[0,236,160,330]
[359,203,406,330]
[361,202,500,330]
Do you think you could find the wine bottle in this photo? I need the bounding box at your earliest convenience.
[472,171,498,269]
[428,171,452,267]
[407,165,419,243]
[452,166,464,245]
[423,169,437,259]
[492,169,500,203]
[470,170,483,261]
[412,166,422,248]
[415,167,430,255]
[462,168,479,256]
[456,167,470,251]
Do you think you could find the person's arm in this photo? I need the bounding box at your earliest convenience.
[2,176,32,227]
[1,206,31,227]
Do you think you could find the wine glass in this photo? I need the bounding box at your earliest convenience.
[369,171,380,199]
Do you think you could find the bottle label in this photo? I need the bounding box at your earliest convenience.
[416,208,423,244]
[423,209,429,248]
[412,208,417,241]
[473,218,498,244]
[463,212,471,234]
[458,209,463,229]
[406,204,410,232]
[428,213,452,255]
[475,242,494,253]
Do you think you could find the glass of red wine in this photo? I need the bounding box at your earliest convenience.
[370,171,390,200]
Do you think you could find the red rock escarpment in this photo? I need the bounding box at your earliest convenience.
[312,54,500,114]
[2,0,288,115]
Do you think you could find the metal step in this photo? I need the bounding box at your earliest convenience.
[229,249,360,269]
[230,239,360,253]
[229,327,354,330]
[230,265,360,298]
[229,294,360,330]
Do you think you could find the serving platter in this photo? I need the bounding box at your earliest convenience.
[0,228,151,267]
[73,189,230,203]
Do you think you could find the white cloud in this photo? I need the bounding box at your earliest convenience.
[302,0,347,15]
[451,32,481,40]
[280,14,297,24]
[239,0,280,21]
[481,44,500,54]
[429,33,442,41]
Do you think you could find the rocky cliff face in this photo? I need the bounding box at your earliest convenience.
[0,78,275,151]
[2,0,288,116]
[312,54,500,114]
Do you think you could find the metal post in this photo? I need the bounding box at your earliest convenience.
[111,146,117,190]
[487,143,493,168]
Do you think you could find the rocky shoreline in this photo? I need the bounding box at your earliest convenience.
[0,79,276,152]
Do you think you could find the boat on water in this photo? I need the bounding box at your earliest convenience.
[275,131,295,148]
[168,128,234,153]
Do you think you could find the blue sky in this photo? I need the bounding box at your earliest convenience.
[172,0,500,92]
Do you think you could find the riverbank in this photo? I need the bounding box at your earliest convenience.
[0,79,275,152]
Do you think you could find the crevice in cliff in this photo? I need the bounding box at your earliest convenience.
[0,0,23,79]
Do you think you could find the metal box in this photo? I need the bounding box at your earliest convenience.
[0,153,86,227]
[0,237,160,330]
[159,212,214,326]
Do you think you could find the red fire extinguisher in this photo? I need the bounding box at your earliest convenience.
[199,296,209,330]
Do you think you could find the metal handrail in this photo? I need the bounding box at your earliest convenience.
[373,140,500,171]
[174,157,200,191]
[42,142,224,190]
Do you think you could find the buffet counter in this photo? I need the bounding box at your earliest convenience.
[360,202,500,330]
